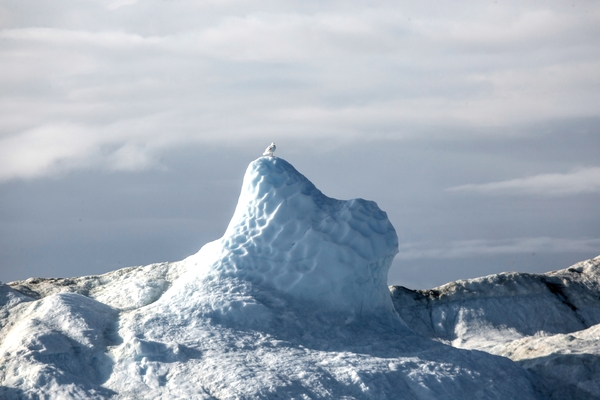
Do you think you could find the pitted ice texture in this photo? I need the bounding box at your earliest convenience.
[213,156,399,315]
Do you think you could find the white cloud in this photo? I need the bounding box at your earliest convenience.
[0,28,158,48]
[1,0,599,181]
[0,122,164,182]
[0,125,96,181]
[397,237,600,260]
[448,167,600,196]
[107,0,139,11]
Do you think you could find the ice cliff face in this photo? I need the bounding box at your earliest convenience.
[2,156,596,399]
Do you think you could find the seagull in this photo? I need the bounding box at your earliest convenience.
[263,142,276,157]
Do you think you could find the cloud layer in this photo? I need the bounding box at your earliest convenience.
[397,237,600,260]
[1,0,600,181]
[448,167,600,196]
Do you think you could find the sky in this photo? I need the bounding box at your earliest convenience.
[1,0,599,289]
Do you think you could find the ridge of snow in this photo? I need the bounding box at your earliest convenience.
[392,255,600,399]
[391,255,600,346]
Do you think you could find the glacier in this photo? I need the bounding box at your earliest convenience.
[1,155,598,399]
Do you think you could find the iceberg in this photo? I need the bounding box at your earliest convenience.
[186,156,400,317]
[7,155,593,399]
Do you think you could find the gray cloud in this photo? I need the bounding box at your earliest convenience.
[1,0,599,181]
[397,237,600,260]
[448,167,600,196]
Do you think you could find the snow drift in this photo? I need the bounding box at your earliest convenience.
[2,155,596,399]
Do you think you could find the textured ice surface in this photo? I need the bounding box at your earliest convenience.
[4,156,596,399]
[0,291,118,399]
[392,255,600,399]
[196,156,400,316]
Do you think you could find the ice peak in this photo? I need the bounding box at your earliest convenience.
[210,156,399,316]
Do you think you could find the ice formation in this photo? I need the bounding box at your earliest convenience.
[392,255,600,399]
[2,156,598,399]
[200,156,399,315]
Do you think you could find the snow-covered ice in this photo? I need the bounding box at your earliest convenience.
[392,255,600,399]
[1,155,597,399]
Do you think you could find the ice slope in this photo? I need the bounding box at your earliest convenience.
[392,255,600,399]
[1,156,543,399]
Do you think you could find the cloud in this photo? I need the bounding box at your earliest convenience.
[396,237,600,260]
[0,123,162,182]
[0,125,96,181]
[0,28,162,51]
[447,167,600,196]
[1,0,599,181]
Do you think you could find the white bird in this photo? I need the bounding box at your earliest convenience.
[263,142,276,157]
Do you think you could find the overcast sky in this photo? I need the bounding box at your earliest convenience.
[1,0,599,289]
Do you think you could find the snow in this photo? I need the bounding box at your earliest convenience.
[1,155,597,399]
[392,255,600,399]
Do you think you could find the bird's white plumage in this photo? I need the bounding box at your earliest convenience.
[263,142,276,157]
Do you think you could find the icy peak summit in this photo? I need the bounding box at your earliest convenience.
[197,156,399,316]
